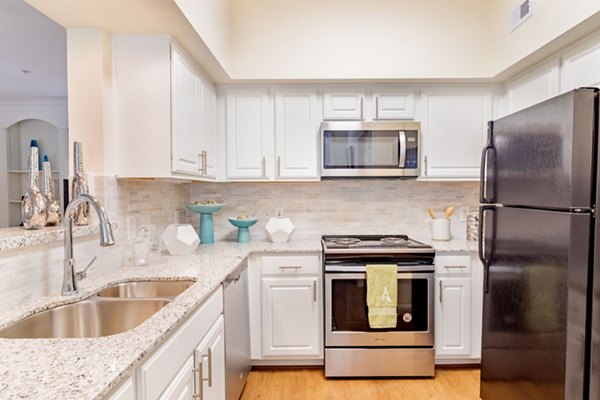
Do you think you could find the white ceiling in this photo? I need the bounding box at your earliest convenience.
[0,0,67,100]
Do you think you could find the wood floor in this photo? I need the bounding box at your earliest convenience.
[241,367,481,400]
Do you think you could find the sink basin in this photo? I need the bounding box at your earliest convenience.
[0,298,169,339]
[95,280,195,299]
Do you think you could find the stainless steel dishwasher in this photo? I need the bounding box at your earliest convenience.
[223,260,251,400]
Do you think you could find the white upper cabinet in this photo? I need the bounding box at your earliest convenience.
[421,88,492,179]
[323,89,366,120]
[505,60,560,115]
[200,81,217,177]
[561,32,600,92]
[112,35,217,181]
[226,88,272,179]
[373,89,415,120]
[274,89,321,180]
[171,48,200,175]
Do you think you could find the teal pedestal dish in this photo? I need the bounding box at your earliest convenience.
[186,204,225,244]
[228,218,258,243]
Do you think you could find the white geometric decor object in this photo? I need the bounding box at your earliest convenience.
[161,224,200,256]
[265,217,295,243]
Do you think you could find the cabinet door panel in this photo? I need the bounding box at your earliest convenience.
[201,82,217,177]
[171,49,200,175]
[422,90,491,179]
[158,356,195,400]
[435,277,472,357]
[275,90,320,179]
[323,92,365,120]
[507,60,560,114]
[226,89,270,179]
[195,316,226,400]
[374,92,415,120]
[261,276,321,357]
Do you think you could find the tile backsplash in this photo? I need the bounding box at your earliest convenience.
[190,179,479,241]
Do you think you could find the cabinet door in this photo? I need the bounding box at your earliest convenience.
[373,91,415,120]
[171,48,201,175]
[435,277,472,357]
[108,376,136,400]
[261,276,321,357]
[274,89,320,179]
[506,60,560,114]
[195,315,226,400]
[226,89,271,179]
[323,91,365,120]
[421,89,491,179]
[158,356,195,400]
[200,80,217,178]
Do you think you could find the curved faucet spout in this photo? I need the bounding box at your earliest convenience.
[62,194,115,295]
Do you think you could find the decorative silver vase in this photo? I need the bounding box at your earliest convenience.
[42,156,61,226]
[21,146,47,230]
[71,142,89,225]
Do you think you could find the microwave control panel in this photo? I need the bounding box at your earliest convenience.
[404,130,419,169]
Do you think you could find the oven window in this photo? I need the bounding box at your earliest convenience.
[323,130,399,169]
[331,278,429,332]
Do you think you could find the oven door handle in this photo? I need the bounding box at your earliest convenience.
[325,265,434,273]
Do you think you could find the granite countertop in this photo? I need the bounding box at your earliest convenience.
[0,236,477,399]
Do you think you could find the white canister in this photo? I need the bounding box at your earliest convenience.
[431,218,451,241]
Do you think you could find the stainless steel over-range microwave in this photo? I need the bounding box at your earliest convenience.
[321,121,421,177]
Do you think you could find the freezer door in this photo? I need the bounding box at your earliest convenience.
[480,88,597,209]
[479,206,591,400]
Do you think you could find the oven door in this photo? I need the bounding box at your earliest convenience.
[325,271,434,347]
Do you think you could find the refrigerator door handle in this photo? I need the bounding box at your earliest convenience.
[478,205,495,293]
[480,121,496,204]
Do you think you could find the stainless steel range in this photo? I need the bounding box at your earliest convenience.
[322,235,435,377]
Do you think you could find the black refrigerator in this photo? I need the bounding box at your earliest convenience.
[479,88,600,400]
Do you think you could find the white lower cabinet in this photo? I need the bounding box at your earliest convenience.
[261,276,321,357]
[135,287,224,400]
[434,253,483,364]
[249,253,323,363]
[107,376,136,400]
[195,316,226,400]
[158,356,195,400]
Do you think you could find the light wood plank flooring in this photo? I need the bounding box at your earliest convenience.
[241,368,481,400]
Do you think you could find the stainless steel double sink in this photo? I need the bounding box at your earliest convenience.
[0,280,195,339]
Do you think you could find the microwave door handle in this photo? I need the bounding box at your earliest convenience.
[398,131,406,168]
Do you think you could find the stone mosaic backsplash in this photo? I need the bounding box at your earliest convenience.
[190,179,479,241]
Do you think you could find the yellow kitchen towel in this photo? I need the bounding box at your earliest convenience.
[366,264,398,329]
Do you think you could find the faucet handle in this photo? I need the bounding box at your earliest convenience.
[75,256,97,281]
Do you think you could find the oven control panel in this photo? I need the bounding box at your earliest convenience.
[403,130,419,169]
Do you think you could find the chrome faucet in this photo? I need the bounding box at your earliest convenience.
[62,194,115,295]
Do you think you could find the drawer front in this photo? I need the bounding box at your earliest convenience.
[261,254,321,275]
[138,286,223,400]
[435,255,471,275]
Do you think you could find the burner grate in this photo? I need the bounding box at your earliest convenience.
[331,237,361,246]
[380,237,410,246]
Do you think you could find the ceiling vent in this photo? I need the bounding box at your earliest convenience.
[509,0,533,32]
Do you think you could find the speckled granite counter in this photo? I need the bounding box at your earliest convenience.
[0,224,114,253]
[0,236,476,399]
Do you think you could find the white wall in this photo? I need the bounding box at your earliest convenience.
[230,0,492,80]
[490,0,600,76]
[174,0,232,73]
[66,28,112,175]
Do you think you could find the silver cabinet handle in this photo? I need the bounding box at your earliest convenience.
[261,156,266,178]
[207,348,213,388]
[360,97,364,119]
[375,96,379,120]
[313,280,317,302]
[202,150,208,175]
[439,280,443,303]
[424,155,428,176]
[398,131,406,168]
[193,359,203,400]
[279,266,302,270]
[277,156,281,177]
[443,265,466,269]
[197,153,204,173]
